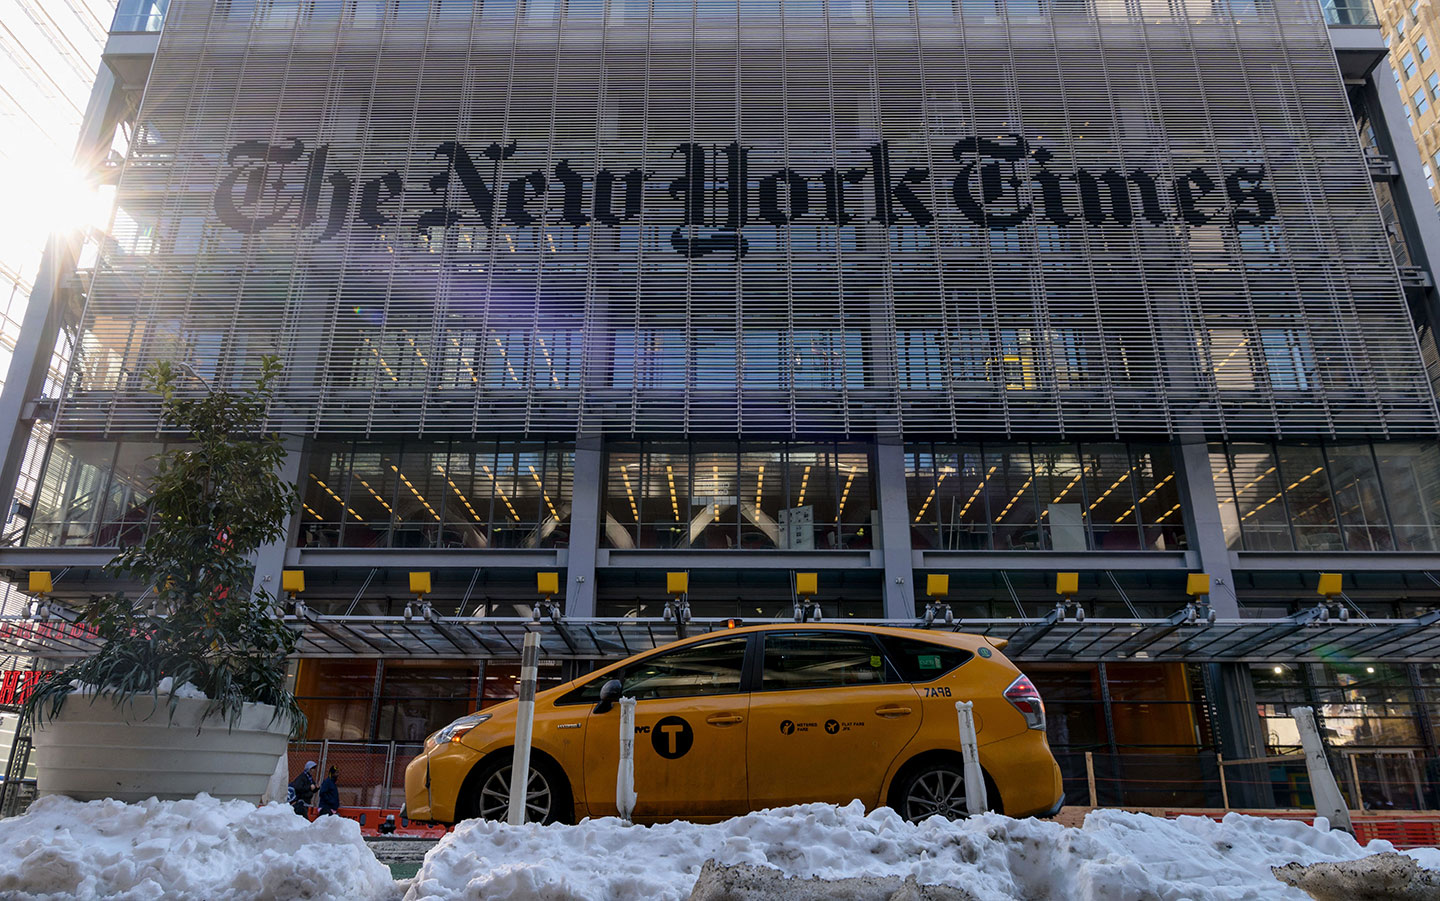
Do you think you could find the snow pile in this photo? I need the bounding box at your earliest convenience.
[0,794,397,901]
[404,802,1439,901]
[154,677,207,699]
[68,678,207,700]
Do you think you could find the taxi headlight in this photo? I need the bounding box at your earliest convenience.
[428,713,491,748]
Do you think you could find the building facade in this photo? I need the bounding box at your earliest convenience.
[4,0,1440,811]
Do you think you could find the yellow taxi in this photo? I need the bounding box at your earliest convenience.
[404,623,1063,824]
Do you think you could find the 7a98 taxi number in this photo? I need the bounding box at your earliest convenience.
[923,686,952,698]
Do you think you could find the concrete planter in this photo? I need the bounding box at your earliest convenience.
[31,693,289,804]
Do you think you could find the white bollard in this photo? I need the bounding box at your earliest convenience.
[617,696,638,822]
[507,629,541,825]
[1291,705,1353,833]
[954,701,988,815]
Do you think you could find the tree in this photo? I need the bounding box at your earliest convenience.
[26,356,304,732]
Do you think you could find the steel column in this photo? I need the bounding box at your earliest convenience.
[564,439,603,618]
[875,439,915,621]
[1173,437,1239,617]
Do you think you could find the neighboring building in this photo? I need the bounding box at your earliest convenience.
[0,0,114,641]
[1380,0,1440,209]
[3,0,1440,812]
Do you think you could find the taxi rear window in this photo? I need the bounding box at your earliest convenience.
[879,636,973,682]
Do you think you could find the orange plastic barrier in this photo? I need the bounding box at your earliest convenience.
[1162,810,1440,850]
[305,807,453,838]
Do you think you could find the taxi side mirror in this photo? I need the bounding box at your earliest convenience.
[593,679,623,714]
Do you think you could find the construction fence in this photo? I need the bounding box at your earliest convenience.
[281,742,1440,818]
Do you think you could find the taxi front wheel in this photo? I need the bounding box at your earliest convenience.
[894,761,985,822]
[458,755,573,825]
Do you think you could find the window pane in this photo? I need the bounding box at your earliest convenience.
[937,445,990,550]
[390,443,446,548]
[1031,443,1087,551]
[301,441,350,548]
[26,440,117,547]
[1229,443,1292,551]
[740,447,782,549]
[1129,444,1185,551]
[618,636,749,699]
[604,447,642,549]
[1376,442,1440,551]
[100,441,162,548]
[988,443,1042,550]
[906,446,941,550]
[1324,444,1392,550]
[1082,444,1141,550]
[1209,444,1243,549]
[879,636,973,682]
[692,446,739,549]
[1276,444,1342,551]
[342,444,398,548]
[763,631,890,690]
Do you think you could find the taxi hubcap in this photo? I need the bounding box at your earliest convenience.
[905,769,968,820]
[479,765,552,822]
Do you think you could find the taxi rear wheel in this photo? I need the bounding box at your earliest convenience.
[895,761,987,822]
[458,755,572,825]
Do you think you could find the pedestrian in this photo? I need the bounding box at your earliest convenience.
[288,760,318,817]
[318,765,340,816]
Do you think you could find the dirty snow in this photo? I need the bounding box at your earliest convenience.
[0,794,396,901]
[2,796,1437,901]
[404,801,1440,901]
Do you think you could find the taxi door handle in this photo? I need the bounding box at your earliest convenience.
[874,705,913,718]
[705,713,744,726]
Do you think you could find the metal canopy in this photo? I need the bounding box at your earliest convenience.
[4,612,1438,664]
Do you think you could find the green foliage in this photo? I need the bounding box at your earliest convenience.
[25,357,305,735]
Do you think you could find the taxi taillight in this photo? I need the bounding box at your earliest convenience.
[1004,674,1046,731]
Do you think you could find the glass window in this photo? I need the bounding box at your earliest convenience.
[878,636,973,682]
[762,631,892,690]
[1405,52,1418,78]
[295,659,378,741]
[1276,444,1342,551]
[1026,665,1106,751]
[1415,87,1431,115]
[936,445,991,550]
[1228,443,1292,551]
[375,660,482,743]
[1375,443,1440,550]
[1428,164,1437,190]
[986,444,1043,550]
[605,442,872,551]
[26,440,166,548]
[1030,443,1087,552]
[301,441,351,548]
[1413,0,1422,19]
[1209,444,1243,549]
[1311,663,1424,749]
[1325,445,1393,551]
[1082,444,1143,551]
[603,636,749,700]
[341,444,398,548]
[1430,72,1440,99]
[1129,444,1186,551]
[1420,35,1432,61]
[1399,17,1407,37]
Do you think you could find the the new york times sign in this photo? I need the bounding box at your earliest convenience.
[213,135,1276,258]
